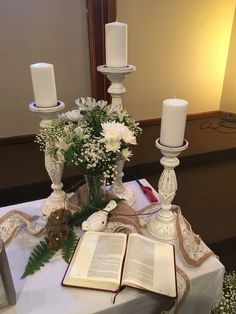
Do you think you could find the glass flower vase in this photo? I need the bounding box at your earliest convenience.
[84,174,105,208]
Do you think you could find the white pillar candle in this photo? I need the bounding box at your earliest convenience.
[160,98,188,147]
[30,62,57,108]
[105,21,127,67]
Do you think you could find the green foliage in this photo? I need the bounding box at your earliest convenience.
[68,205,101,227]
[211,271,236,313]
[21,238,57,278]
[64,146,75,165]
[61,229,78,263]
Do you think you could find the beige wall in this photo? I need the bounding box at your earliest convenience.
[1,1,236,139]
[221,9,236,113]
[0,0,91,138]
[117,0,235,120]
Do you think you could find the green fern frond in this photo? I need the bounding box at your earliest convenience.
[61,230,78,263]
[68,205,98,227]
[21,238,57,278]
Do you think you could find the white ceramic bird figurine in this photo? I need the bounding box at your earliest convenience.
[82,200,117,232]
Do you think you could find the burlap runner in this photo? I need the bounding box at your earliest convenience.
[66,185,143,233]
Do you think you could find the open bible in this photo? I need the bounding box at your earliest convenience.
[62,231,177,298]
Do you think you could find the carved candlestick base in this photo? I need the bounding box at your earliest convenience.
[29,101,67,216]
[97,65,136,111]
[146,138,189,240]
[42,153,67,216]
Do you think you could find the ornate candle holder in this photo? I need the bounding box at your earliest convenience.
[97,65,135,111]
[97,65,136,206]
[29,101,67,216]
[146,138,189,240]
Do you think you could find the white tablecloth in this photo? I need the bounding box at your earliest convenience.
[0,180,224,314]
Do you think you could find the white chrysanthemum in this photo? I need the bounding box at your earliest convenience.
[121,148,133,161]
[101,121,123,142]
[105,140,121,152]
[120,125,137,145]
[60,109,81,122]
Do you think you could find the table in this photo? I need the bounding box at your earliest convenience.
[0,180,224,314]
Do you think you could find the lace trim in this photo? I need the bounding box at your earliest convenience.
[175,207,214,266]
[0,210,47,245]
[174,267,190,314]
[104,221,139,234]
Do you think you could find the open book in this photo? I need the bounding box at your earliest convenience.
[62,231,177,298]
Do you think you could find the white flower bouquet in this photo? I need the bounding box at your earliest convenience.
[36,97,142,184]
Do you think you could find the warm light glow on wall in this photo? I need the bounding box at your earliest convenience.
[221,7,236,113]
[117,0,236,120]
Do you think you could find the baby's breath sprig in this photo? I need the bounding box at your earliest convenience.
[212,271,236,313]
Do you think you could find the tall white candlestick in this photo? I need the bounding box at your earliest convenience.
[160,98,188,147]
[30,62,57,108]
[105,21,127,67]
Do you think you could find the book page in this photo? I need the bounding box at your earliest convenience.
[63,231,127,291]
[122,233,176,297]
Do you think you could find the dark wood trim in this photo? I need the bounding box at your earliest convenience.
[0,110,228,145]
[0,134,36,146]
[138,110,222,127]
[125,147,236,179]
[138,118,161,127]
[87,0,117,100]
[187,110,222,120]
